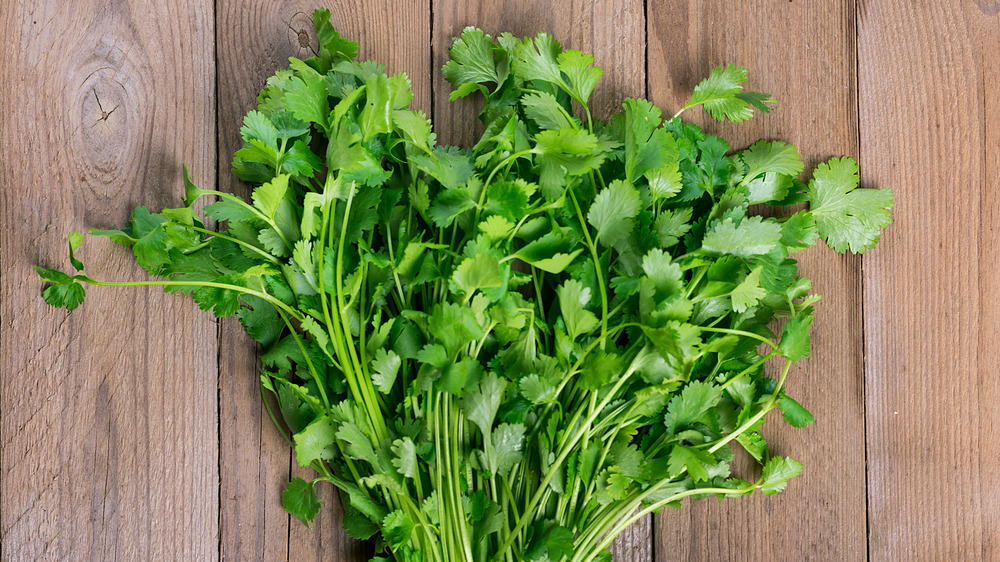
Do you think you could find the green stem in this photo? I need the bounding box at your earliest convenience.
[567,187,609,350]
[84,278,301,320]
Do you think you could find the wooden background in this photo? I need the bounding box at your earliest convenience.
[1,0,996,560]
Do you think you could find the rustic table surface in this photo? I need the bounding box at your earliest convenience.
[2,1,997,560]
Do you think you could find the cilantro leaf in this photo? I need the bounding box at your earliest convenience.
[730,266,766,313]
[684,64,775,122]
[760,456,803,495]
[588,179,641,249]
[807,156,894,253]
[701,216,782,259]
[282,478,322,527]
[557,279,600,340]
[35,267,86,311]
[293,415,336,467]
[779,309,814,361]
[371,348,402,393]
[779,395,815,428]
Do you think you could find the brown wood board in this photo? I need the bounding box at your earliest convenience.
[2,0,996,560]
[1,1,219,559]
[860,1,1000,559]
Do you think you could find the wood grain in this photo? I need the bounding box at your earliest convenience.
[860,1,1000,559]
[0,1,219,560]
[215,2,429,560]
[649,2,868,560]
[3,0,997,560]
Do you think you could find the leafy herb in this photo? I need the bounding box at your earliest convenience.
[37,11,892,562]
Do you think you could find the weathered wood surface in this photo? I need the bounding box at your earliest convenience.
[860,1,1000,560]
[1,0,997,561]
[0,1,220,560]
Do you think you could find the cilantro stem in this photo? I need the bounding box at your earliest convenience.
[197,188,294,251]
[473,149,534,225]
[567,187,609,350]
[697,326,777,350]
[81,277,303,320]
[494,357,642,560]
[175,223,280,265]
[708,358,793,455]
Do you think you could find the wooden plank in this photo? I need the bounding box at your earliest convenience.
[433,1,649,559]
[648,2,867,560]
[214,2,430,560]
[860,1,999,558]
[0,1,219,560]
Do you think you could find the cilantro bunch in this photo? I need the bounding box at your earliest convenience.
[36,10,893,562]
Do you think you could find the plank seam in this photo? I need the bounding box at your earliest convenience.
[854,0,871,559]
[213,0,223,559]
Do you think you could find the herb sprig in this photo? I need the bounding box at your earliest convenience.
[36,10,892,562]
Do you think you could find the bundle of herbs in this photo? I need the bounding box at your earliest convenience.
[36,10,893,562]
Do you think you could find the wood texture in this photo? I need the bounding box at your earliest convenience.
[0,1,219,560]
[860,1,1000,559]
[3,0,999,560]
[649,2,867,560]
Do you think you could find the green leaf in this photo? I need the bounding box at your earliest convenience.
[701,216,782,259]
[524,521,575,561]
[520,374,557,404]
[654,208,693,248]
[533,128,606,200]
[282,477,321,527]
[337,422,379,466]
[463,372,508,436]
[371,348,402,393]
[685,64,774,122]
[557,49,602,104]
[411,146,475,190]
[512,33,563,86]
[282,140,322,177]
[237,296,283,347]
[283,70,330,128]
[67,231,85,272]
[557,279,599,340]
[443,27,502,99]
[204,199,257,222]
[779,395,815,428]
[252,174,290,220]
[391,437,418,479]
[241,110,279,151]
[360,74,393,140]
[588,179,641,249]
[779,309,813,361]
[730,266,766,313]
[664,380,723,434]
[739,140,803,185]
[807,156,894,254]
[35,267,86,311]
[668,444,716,482]
[312,8,359,62]
[382,510,414,549]
[522,92,574,130]
[487,423,526,477]
[451,253,503,301]
[780,211,819,253]
[293,415,336,467]
[760,456,803,494]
